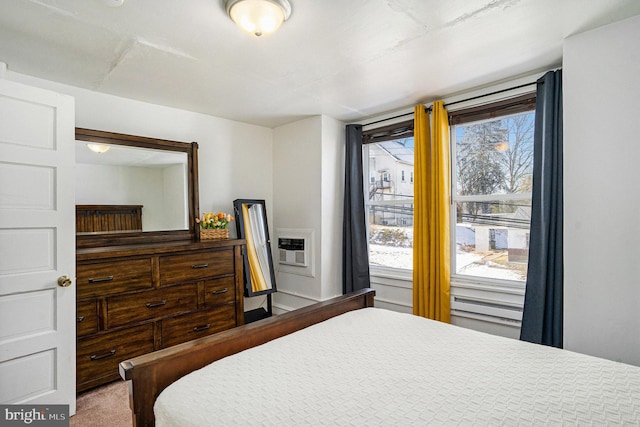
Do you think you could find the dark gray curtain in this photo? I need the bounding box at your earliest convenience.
[520,70,563,348]
[342,124,371,294]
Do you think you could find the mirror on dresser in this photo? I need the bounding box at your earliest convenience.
[74,129,245,392]
[75,128,200,248]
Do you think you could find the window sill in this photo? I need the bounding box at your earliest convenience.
[369,265,412,284]
[450,275,525,296]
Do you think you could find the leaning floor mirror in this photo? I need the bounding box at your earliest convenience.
[233,199,277,298]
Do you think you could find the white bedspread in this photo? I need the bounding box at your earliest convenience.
[155,308,640,426]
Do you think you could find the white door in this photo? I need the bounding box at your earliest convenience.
[0,79,76,414]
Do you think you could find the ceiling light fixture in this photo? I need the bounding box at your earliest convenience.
[225,0,291,37]
[87,143,110,154]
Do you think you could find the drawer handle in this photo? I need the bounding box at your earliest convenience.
[191,263,209,269]
[211,288,229,295]
[90,349,116,360]
[88,276,114,283]
[193,324,211,332]
[146,300,167,308]
[77,316,85,323]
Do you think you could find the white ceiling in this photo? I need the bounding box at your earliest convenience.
[75,141,187,166]
[1,0,639,128]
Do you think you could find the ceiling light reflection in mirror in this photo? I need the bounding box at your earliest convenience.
[87,143,110,153]
[75,141,189,233]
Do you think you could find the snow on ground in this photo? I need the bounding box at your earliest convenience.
[370,244,525,281]
[457,254,524,281]
[369,244,413,270]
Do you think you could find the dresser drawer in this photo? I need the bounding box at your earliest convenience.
[106,283,198,329]
[159,249,234,285]
[76,257,153,299]
[76,300,98,337]
[204,276,236,307]
[161,305,236,348]
[76,323,154,387]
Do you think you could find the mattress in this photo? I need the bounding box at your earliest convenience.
[155,308,640,426]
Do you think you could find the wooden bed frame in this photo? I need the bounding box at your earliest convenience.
[119,288,376,427]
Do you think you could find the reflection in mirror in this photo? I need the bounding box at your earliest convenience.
[233,199,277,297]
[75,140,189,233]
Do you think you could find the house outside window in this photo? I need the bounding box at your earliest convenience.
[363,120,415,271]
[450,94,535,285]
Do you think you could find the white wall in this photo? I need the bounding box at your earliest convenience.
[563,14,640,366]
[162,163,188,230]
[320,116,345,300]
[6,70,273,312]
[272,116,323,310]
[271,115,345,312]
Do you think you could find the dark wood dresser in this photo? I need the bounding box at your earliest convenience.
[75,239,245,392]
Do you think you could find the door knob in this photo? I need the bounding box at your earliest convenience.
[57,275,72,287]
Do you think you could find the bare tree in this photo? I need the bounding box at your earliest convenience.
[498,113,534,194]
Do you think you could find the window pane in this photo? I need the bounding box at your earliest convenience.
[455,200,529,281]
[455,113,534,196]
[366,137,414,270]
[368,204,413,270]
[452,109,534,284]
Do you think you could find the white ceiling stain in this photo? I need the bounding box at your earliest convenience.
[98,37,136,88]
[27,0,77,18]
[134,37,198,61]
[445,0,524,27]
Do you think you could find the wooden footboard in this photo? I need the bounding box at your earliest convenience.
[119,288,375,427]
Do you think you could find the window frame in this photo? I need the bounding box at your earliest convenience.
[361,93,535,285]
[449,96,536,289]
[363,127,415,274]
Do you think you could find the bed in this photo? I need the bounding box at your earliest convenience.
[119,288,640,426]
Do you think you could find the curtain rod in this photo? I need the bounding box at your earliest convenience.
[361,80,538,127]
[443,81,537,108]
[363,111,414,127]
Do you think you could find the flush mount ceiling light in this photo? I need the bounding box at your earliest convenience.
[225,0,292,37]
[87,143,110,154]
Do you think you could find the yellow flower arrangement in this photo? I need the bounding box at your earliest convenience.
[197,212,234,229]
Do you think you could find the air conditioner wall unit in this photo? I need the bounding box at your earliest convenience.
[278,237,307,267]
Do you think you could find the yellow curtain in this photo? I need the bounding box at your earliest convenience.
[412,101,451,322]
[242,203,269,293]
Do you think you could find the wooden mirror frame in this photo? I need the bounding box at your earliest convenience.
[75,128,199,249]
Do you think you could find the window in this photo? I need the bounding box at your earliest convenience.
[363,120,414,271]
[450,95,535,284]
[361,95,534,280]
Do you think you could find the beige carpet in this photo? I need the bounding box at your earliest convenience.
[71,381,132,427]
